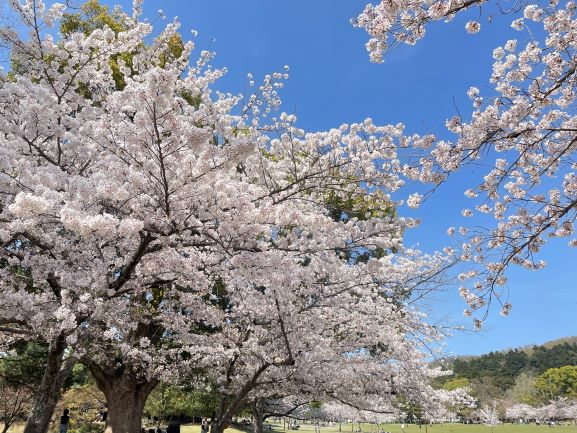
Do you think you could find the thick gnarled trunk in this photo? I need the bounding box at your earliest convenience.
[105,384,149,433]
[24,335,75,433]
[90,364,158,433]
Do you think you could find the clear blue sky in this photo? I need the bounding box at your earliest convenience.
[68,0,577,355]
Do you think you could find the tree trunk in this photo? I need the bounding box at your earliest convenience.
[24,335,75,433]
[105,387,148,433]
[251,400,265,433]
[89,364,158,433]
[211,419,227,433]
[213,361,278,433]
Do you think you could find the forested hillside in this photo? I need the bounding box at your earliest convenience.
[449,341,577,390]
[433,338,577,410]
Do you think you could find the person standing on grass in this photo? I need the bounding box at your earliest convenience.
[60,409,71,433]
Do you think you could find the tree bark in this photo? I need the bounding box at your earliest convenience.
[211,419,226,433]
[24,335,75,433]
[105,386,148,433]
[89,363,158,433]
[251,400,265,433]
[212,361,277,433]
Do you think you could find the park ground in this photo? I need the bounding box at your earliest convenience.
[2,422,577,433]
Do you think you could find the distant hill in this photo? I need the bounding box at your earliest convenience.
[518,336,577,354]
[437,336,577,391]
[440,336,577,360]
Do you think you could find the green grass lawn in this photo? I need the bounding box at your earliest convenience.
[181,422,577,433]
[280,423,577,433]
[180,425,248,433]
[281,424,577,433]
[1,423,249,433]
[4,422,576,433]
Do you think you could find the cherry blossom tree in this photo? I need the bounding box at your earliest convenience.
[479,402,501,432]
[353,0,577,321]
[505,402,536,423]
[320,401,364,426]
[554,397,577,422]
[244,367,473,433]
[537,397,577,422]
[0,1,182,430]
[0,1,454,433]
[403,386,475,425]
[202,250,451,433]
[246,397,313,433]
[295,400,400,433]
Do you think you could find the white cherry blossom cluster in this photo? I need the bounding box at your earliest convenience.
[353,0,492,62]
[479,403,502,427]
[506,398,577,422]
[535,398,577,420]
[505,403,536,421]
[352,0,577,320]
